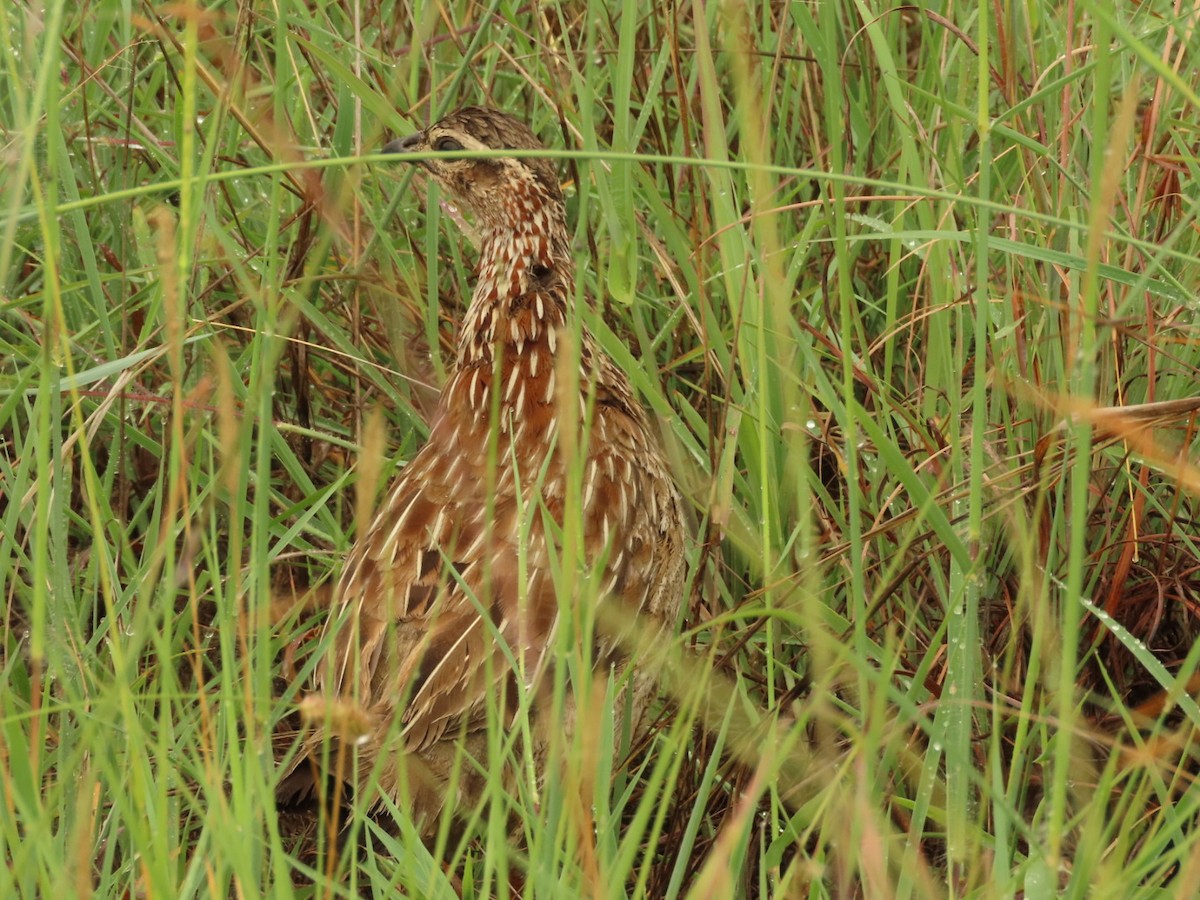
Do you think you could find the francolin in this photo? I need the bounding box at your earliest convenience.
[284,106,686,833]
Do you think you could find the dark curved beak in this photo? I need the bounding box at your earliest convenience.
[382,132,423,155]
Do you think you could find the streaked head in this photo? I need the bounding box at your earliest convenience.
[385,106,563,230]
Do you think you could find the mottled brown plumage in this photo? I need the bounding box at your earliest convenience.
[285,106,685,832]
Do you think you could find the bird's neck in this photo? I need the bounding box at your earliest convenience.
[456,213,573,367]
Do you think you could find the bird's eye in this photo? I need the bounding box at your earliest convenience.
[433,137,463,152]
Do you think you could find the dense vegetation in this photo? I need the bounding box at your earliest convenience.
[4,0,1200,896]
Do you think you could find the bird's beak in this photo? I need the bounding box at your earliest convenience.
[382,132,423,155]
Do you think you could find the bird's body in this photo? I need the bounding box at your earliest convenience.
[290,107,685,831]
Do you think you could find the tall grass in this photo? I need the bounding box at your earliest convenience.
[4,0,1200,896]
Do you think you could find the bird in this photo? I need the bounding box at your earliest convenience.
[281,105,686,835]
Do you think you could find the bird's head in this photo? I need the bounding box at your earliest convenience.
[385,106,564,233]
